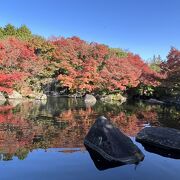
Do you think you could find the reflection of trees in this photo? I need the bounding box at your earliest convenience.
[157,106,180,129]
[0,99,178,161]
[110,113,144,137]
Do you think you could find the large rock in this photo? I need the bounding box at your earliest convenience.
[8,90,22,99]
[100,94,126,104]
[84,116,144,165]
[136,127,180,152]
[0,92,6,102]
[84,94,96,107]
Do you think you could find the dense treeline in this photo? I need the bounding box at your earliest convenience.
[0,24,179,100]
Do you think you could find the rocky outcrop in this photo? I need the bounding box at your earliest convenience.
[35,93,47,100]
[0,92,6,102]
[22,90,47,100]
[8,90,22,99]
[136,127,180,152]
[100,94,126,104]
[84,116,144,165]
[84,94,96,107]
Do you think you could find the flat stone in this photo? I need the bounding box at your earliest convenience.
[84,116,144,165]
[136,127,180,152]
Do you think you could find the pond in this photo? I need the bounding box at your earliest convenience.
[0,97,179,180]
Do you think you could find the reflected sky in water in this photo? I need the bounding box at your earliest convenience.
[0,97,179,180]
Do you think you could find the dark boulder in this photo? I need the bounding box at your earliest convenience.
[84,116,144,165]
[136,127,180,153]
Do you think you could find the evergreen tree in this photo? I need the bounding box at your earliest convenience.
[3,24,17,36]
[0,27,4,39]
[149,54,162,72]
[17,25,32,40]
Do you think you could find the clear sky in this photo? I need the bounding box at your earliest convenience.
[0,0,180,60]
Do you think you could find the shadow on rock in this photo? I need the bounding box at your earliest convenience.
[85,145,126,170]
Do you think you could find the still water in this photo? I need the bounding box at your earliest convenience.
[0,97,179,180]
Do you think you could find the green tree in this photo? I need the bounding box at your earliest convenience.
[149,55,162,72]
[0,27,4,39]
[110,48,128,58]
[3,24,17,36]
[17,25,32,40]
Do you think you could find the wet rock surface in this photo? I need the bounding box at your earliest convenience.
[136,127,180,152]
[84,116,144,165]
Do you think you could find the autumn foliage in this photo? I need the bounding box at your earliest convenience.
[0,37,47,93]
[51,37,162,93]
[0,24,176,97]
[159,48,180,99]
[0,73,21,93]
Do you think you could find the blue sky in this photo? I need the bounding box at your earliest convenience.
[0,0,180,60]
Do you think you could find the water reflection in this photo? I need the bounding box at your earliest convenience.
[0,98,179,162]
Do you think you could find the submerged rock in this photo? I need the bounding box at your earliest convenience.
[84,116,144,165]
[146,98,164,105]
[136,127,180,152]
[84,94,96,107]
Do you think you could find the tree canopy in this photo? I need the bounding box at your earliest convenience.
[0,24,177,99]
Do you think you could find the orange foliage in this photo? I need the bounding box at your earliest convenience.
[51,37,161,92]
